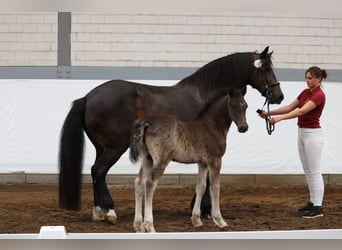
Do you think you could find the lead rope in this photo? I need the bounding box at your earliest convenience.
[256,80,281,135]
[257,96,275,135]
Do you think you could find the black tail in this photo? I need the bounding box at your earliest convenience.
[129,121,149,163]
[58,97,86,210]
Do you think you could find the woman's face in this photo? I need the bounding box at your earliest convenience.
[305,71,321,89]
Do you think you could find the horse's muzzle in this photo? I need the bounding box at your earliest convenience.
[274,94,284,104]
[268,93,284,104]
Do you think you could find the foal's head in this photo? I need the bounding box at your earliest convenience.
[228,88,248,133]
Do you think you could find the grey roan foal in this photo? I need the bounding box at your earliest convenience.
[129,88,248,232]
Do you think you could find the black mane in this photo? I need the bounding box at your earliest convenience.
[179,52,255,92]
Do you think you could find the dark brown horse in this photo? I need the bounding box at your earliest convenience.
[59,46,284,224]
[129,88,248,232]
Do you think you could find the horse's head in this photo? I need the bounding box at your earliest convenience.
[228,87,248,133]
[250,46,284,104]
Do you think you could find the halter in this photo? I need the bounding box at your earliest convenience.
[257,81,280,135]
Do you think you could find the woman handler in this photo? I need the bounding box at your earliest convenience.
[259,66,327,218]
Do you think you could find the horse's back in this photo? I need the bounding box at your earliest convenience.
[84,79,174,118]
[83,80,174,148]
[85,80,136,105]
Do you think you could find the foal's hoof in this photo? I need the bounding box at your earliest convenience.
[134,220,145,233]
[144,222,156,233]
[191,215,203,227]
[213,217,228,228]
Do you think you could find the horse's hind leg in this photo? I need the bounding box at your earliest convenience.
[91,147,126,224]
[208,159,227,228]
[191,164,208,227]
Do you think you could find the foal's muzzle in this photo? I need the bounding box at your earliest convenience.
[238,124,249,133]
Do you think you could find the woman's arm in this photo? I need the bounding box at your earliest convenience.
[269,100,317,124]
[259,99,299,118]
[268,99,299,115]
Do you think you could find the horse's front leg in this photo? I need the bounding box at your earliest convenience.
[209,159,227,228]
[191,164,208,227]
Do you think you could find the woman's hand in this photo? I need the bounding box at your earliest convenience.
[269,116,282,125]
[258,110,268,119]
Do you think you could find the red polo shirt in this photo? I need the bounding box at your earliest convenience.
[297,86,325,128]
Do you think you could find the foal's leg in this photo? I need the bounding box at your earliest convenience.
[191,163,208,227]
[134,168,145,232]
[143,160,168,233]
[133,157,151,233]
[190,172,212,218]
[208,159,227,228]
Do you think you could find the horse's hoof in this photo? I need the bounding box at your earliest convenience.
[92,207,117,224]
[92,206,105,221]
[105,209,117,224]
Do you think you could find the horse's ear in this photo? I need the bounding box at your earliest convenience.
[254,46,270,68]
[254,59,262,68]
[260,46,269,58]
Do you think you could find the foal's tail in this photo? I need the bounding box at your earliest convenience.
[129,121,149,163]
[58,97,86,210]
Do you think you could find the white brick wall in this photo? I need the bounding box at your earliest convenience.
[1,12,342,69]
[71,12,342,69]
[0,13,57,66]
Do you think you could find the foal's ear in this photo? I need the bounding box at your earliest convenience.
[230,87,246,96]
[229,88,239,96]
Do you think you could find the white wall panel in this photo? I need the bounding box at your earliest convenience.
[0,79,341,174]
